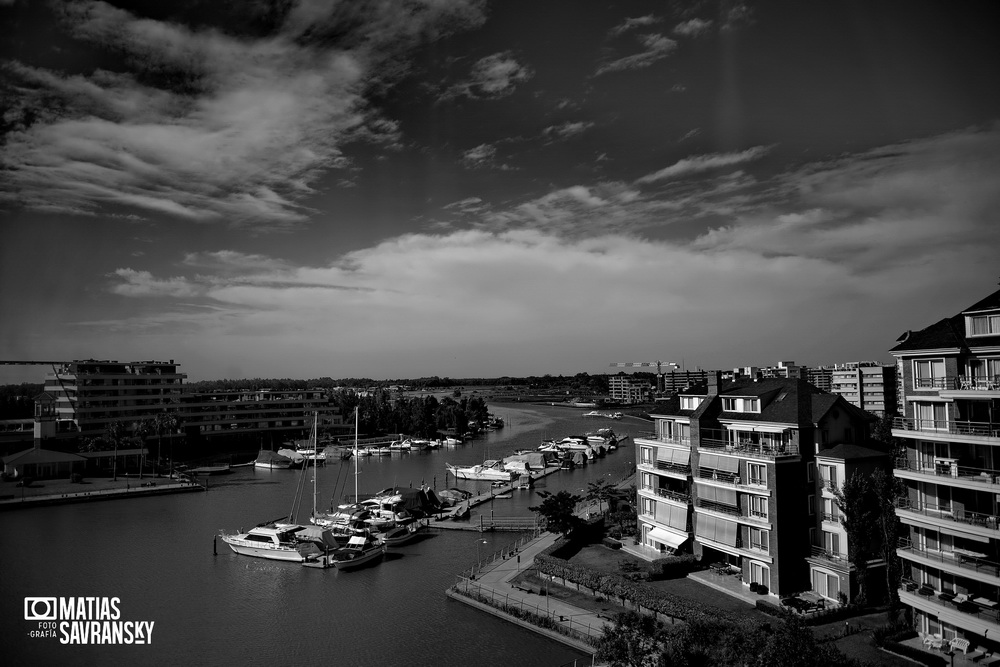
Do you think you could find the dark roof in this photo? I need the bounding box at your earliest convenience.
[684,377,829,426]
[816,443,889,461]
[890,317,965,352]
[962,287,1000,314]
[3,447,87,465]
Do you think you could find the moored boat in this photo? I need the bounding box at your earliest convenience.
[254,450,295,469]
[220,523,322,562]
[445,460,515,481]
[331,534,386,570]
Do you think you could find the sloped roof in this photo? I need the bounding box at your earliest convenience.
[683,377,828,426]
[816,443,889,461]
[890,317,965,353]
[962,287,1000,313]
[3,447,87,466]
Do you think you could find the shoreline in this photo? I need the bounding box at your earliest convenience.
[0,478,205,509]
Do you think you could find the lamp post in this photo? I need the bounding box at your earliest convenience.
[476,538,487,576]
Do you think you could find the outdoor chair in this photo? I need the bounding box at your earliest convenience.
[950,637,971,654]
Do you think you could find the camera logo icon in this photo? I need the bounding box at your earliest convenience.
[24,597,58,621]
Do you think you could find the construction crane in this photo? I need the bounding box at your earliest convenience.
[609,361,679,375]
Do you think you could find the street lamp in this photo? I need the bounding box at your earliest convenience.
[476,538,488,575]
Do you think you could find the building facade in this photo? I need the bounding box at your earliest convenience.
[889,287,1000,649]
[634,374,878,601]
[608,374,651,404]
[830,362,899,416]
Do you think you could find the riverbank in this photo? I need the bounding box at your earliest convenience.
[0,475,205,509]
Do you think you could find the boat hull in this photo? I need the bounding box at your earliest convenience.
[333,546,385,570]
[221,537,308,562]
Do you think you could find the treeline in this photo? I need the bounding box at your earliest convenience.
[0,383,43,419]
[329,390,490,439]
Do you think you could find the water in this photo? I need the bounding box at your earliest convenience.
[2,403,641,666]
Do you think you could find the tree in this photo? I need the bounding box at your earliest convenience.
[870,467,904,604]
[106,420,127,481]
[133,418,154,479]
[586,478,615,515]
[595,611,667,667]
[529,490,583,535]
[153,412,178,476]
[833,472,878,605]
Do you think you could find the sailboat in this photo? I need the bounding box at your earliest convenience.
[329,407,386,570]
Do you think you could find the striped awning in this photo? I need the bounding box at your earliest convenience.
[695,482,738,506]
[656,447,691,465]
[695,513,738,546]
[654,502,688,531]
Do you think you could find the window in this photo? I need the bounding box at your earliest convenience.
[641,497,655,517]
[680,396,702,410]
[640,447,652,464]
[721,397,760,413]
[822,530,840,556]
[812,570,840,600]
[749,527,769,552]
[806,461,814,482]
[749,495,768,519]
[749,561,770,589]
[641,472,654,490]
[913,359,946,389]
[660,420,691,443]
[822,497,838,522]
[747,462,766,486]
[913,402,947,431]
[807,494,815,515]
[819,464,837,490]
[968,314,1000,337]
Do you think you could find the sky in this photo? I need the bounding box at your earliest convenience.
[1,0,999,383]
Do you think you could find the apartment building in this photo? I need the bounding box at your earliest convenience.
[889,287,1000,649]
[608,374,651,404]
[634,373,878,600]
[830,362,899,416]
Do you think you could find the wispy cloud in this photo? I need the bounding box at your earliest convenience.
[460,143,515,170]
[542,121,596,141]
[440,51,533,101]
[595,34,677,76]
[0,0,487,228]
[635,146,772,184]
[609,15,661,37]
[674,18,713,36]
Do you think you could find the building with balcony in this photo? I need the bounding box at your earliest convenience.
[634,372,877,600]
[889,287,1000,649]
[830,361,899,416]
[608,374,651,404]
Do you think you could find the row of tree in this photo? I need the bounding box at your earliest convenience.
[329,391,491,439]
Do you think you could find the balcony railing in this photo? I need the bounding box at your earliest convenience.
[695,499,740,517]
[696,468,740,485]
[654,488,690,503]
[893,416,1000,438]
[895,497,1000,529]
[700,436,798,459]
[810,545,848,563]
[897,537,1000,579]
[821,512,841,524]
[902,584,1000,624]
[894,457,1000,485]
[636,430,692,446]
[640,459,692,476]
[913,375,1000,392]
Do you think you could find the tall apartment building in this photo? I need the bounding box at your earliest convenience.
[889,287,1000,649]
[830,362,899,416]
[634,374,880,601]
[805,367,833,392]
[608,374,651,404]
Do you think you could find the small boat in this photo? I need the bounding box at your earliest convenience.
[450,501,470,520]
[331,534,386,570]
[389,440,410,451]
[254,450,294,470]
[582,410,603,418]
[444,437,462,446]
[446,460,515,481]
[374,521,424,547]
[371,447,391,456]
[187,464,232,475]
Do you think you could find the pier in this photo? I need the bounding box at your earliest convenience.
[0,480,205,509]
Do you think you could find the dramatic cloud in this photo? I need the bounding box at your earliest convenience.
[441,51,533,100]
[595,34,677,76]
[0,0,487,228]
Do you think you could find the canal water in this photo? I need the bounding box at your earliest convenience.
[2,403,642,666]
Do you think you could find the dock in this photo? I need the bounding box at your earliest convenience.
[0,480,205,509]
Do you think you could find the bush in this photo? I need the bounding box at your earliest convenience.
[648,554,698,581]
[882,639,947,666]
[70,473,83,483]
[602,536,622,549]
[756,599,791,619]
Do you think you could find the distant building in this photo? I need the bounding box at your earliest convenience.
[608,374,651,404]
[805,367,833,392]
[889,284,1000,648]
[829,362,899,416]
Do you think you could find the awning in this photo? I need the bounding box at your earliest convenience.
[699,452,740,473]
[647,526,688,550]
[724,423,787,434]
[695,514,738,546]
[695,482,738,506]
[656,447,691,465]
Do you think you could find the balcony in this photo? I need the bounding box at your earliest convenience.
[900,587,1000,633]
[637,431,691,446]
[638,459,692,477]
[893,417,1000,439]
[897,537,1000,581]
[894,457,1000,488]
[695,499,740,517]
[810,545,849,565]
[700,437,799,460]
[654,487,690,504]
[895,497,1000,530]
[821,512,841,524]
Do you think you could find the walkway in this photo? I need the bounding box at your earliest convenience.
[446,532,608,654]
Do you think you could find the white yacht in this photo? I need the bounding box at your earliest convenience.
[220,524,322,562]
[445,460,515,481]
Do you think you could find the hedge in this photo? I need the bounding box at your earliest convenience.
[534,541,739,625]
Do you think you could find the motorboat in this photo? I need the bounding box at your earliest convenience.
[446,460,515,481]
[373,520,424,547]
[220,523,322,562]
[254,450,295,470]
[331,534,386,570]
[389,440,410,452]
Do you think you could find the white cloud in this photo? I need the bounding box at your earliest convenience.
[441,51,534,100]
[674,18,713,36]
[595,34,677,76]
[110,269,200,297]
[609,15,661,37]
[542,121,595,141]
[636,146,772,184]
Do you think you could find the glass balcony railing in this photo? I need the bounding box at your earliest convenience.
[894,456,1000,485]
[810,545,848,563]
[895,497,1000,529]
[654,487,690,503]
[912,375,1000,391]
[897,537,1000,579]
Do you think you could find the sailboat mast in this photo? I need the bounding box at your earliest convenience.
[312,411,318,520]
[354,406,359,503]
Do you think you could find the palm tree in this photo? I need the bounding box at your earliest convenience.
[106,420,127,481]
[133,419,154,479]
[153,412,177,476]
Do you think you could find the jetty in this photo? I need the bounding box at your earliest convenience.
[0,479,205,509]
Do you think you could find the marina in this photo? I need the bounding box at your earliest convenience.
[2,402,638,666]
